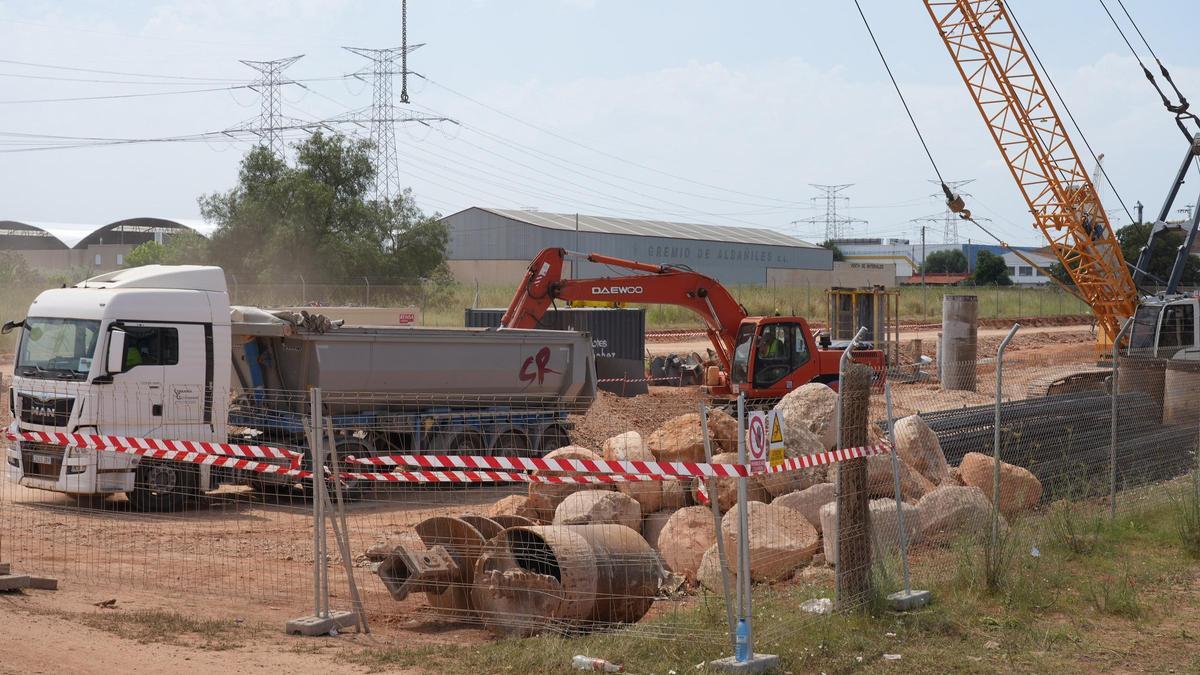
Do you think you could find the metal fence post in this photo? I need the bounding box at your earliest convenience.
[700,405,736,651]
[884,381,930,610]
[1110,317,1134,519]
[736,392,751,654]
[992,324,1020,550]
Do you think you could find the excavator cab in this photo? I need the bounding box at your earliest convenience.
[729,318,825,393]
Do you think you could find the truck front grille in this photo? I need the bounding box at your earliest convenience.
[20,442,65,480]
[18,394,74,427]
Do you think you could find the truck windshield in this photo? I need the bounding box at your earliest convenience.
[730,324,755,384]
[1126,305,1161,355]
[16,318,101,380]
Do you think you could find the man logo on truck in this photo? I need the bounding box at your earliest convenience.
[519,346,560,384]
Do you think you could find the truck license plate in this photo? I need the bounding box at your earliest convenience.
[32,454,53,465]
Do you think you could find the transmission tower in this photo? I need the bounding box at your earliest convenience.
[343,44,423,201]
[795,184,867,242]
[239,55,304,157]
[928,179,975,244]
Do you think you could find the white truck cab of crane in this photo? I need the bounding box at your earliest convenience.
[5,265,232,508]
[1127,295,1200,359]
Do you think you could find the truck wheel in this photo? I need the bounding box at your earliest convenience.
[538,426,571,454]
[129,460,198,512]
[331,436,375,500]
[492,430,531,457]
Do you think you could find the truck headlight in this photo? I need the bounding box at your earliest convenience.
[6,457,17,468]
[66,464,86,475]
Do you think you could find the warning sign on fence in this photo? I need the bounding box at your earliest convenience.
[768,411,786,468]
[748,412,768,473]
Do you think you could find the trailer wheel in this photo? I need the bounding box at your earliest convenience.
[491,430,531,457]
[332,436,376,500]
[129,459,199,512]
[538,426,571,454]
[442,430,486,456]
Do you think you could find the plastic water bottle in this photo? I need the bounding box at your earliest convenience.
[571,655,623,672]
[735,618,750,661]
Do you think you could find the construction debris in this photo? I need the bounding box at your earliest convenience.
[0,563,57,593]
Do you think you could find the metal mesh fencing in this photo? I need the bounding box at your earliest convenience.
[5,333,1199,666]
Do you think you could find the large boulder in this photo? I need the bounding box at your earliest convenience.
[757,426,829,498]
[697,543,731,592]
[893,415,950,484]
[641,508,676,551]
[602,431,664,513]
[487,494,539,521]
[706,408,740,454]
[958,452,1043,516]
[917,485,999,542]
[860,453,935,502]
[772,483,836,532]
[721,501,820,582]
[661,478,691,509]
[819,498,922,565]
[658,506,719,579]
[646,412,729,463]
[774,383,838,451]
[553,490,642,529]
[691,452,770,512]
[526,446,611,521]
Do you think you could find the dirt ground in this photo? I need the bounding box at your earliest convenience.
[0,322,1106,671]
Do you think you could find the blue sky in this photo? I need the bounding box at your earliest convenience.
[1,0,1196,248]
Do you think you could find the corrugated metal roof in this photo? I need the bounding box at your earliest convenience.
[472,207,818,248]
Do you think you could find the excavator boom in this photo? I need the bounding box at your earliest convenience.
[500,248,747,370]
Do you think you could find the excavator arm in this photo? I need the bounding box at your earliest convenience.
[500,248,748,371]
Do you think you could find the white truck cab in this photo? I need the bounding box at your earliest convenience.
[5,265,231,510]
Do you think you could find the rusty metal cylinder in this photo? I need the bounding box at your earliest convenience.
[1163,356,1200,426]
[940,295,978,392]
[1118,355,1167,423]
[471,524,661,635]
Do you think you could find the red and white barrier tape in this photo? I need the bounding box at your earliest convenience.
[5,429,301,460]
[6,428,891,483]
[344,452,753,478]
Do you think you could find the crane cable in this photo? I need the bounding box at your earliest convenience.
[1097,0,1200,139]
[852,0,1089,303]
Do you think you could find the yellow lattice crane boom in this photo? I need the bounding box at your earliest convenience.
[923,0,1139,342]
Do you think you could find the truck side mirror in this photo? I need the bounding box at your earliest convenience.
[0,319,22,335]
[106,329,127,374]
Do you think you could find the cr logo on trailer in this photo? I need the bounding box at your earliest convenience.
[519,346,560,384]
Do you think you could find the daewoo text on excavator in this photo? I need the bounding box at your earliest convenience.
[500,247,886,399]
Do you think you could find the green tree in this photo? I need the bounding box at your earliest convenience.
[1115,221,1200,287]
[1047,261,1073,285]
[922,249,968,274]
[199,132,447,283]
[124,231,211,267]
[972,250,1012,286]
[0,251,38,287]
[820,240,845,262]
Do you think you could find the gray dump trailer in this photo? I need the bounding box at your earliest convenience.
[229,307,596,466]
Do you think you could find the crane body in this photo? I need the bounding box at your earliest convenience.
[501,248,886,399]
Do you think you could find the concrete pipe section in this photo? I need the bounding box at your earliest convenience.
[471,524,664,636]
[940,295,978,392]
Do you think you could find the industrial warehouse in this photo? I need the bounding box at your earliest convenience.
[441,206,893,287]
[4,2,1200,674]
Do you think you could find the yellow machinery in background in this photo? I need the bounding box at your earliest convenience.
[826,286,900,364]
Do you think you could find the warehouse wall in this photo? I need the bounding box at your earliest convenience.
[448,259,572,287]
[444,208,831,285]
[766,262,896,288]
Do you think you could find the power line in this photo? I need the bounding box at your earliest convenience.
[343,44,424,201]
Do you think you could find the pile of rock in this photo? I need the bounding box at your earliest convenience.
[476,382,1045,594]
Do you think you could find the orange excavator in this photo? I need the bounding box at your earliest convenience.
[500,247,886,399]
